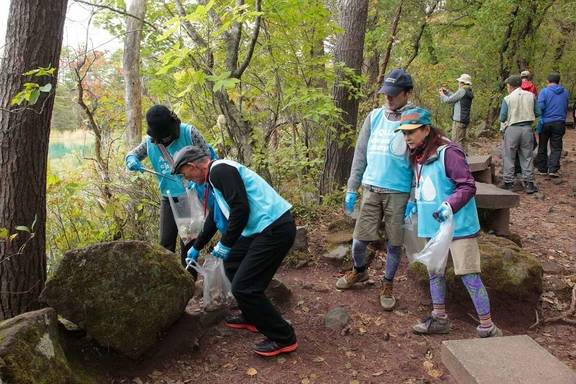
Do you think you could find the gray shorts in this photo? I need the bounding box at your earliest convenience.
[353,188,409,246]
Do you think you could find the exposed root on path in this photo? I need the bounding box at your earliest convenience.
[530,285,576,329]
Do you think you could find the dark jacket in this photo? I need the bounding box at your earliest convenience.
[440,86,474,124]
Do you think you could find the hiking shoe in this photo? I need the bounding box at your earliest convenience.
[477,324,503,338]
[225,314,258,333]
[548,171,561,178]
[525,182,538,194]
[412,315,451,335]
[254,338,298,357]
[536,170,548,176]
[379,280,396,311]
[502,182,514,191]
[336,269,369,289]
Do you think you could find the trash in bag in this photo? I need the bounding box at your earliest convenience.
[167,189,205,245]
[188,255,234,312]
[403,216,426,264]
[413,215,455,275]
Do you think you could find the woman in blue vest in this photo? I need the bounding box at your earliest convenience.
[171,145,298,357]
[125,105,215,269]
[397,107,502,338]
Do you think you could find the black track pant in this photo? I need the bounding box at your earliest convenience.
[535,121,565,173]
[160,197,194,275]
[224,212,296,345]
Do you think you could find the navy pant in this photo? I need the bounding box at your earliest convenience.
[535,121,565,173]
[224,212,296,345]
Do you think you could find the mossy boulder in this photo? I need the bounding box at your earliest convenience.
[410,234,543,304]
[40,241,195,359]
[0,308,91,384]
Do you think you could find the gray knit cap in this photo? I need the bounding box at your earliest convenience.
[171,145,209,174]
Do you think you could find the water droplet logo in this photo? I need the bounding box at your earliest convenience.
[421,176,437,201]
[390,132,407,156]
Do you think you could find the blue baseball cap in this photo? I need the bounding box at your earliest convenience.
[378,68,414,96]
[396,107,432,131]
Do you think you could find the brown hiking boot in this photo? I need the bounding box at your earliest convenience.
[335,269,369,289]
[379,280,396,311]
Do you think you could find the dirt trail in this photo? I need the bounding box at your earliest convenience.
[112,129,576,384]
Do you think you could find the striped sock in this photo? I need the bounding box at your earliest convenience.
[432,304,447,319]
[478,313,494,329]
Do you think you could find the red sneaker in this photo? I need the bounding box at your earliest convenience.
[225,314,258,333]
[254,338,298,357]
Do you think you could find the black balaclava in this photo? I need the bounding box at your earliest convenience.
[146,105,181,145]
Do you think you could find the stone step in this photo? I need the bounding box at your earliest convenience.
[467,155,492,173]
[441,335,576,384]
[475,181,519,209]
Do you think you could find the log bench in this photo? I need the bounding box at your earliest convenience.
[474,182,519,236]
[468,154,494,184]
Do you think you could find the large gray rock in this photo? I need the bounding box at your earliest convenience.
[0,308,94,384]
[40,241,195,359]
[265,278,292,306]
[410,234,543,304]
[322,244,349,265]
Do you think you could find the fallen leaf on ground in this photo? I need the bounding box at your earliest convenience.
[372,371,384,376]
[312,356,325,363]
[246,367,257,376]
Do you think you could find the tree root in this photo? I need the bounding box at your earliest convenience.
[530,285,576,329]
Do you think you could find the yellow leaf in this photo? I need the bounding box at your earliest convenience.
[301,378,310,384]
[246,367,257,376]
[423,361,434,370]
[428,369,443,378]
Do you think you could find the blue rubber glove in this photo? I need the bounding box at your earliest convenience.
[125,155,143,172]
[404,201,416,219]
[344,191,357,215]
[186,247,200,266]
[211,242,232,260]
[433,202,452,223]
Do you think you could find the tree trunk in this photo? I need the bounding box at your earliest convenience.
[0,0,67,320]
[372,0,403,107]
[123,0,146,146]
[404,0,440,69]
[320,0,369,195]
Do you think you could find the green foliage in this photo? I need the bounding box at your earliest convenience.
[11,66,55,106]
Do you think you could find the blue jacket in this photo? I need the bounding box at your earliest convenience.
[538,84,569,124]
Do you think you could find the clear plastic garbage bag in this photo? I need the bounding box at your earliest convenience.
[413,215,455,275]
[188,256,234,312]
[403,216,426,264]
[167,189,205,245]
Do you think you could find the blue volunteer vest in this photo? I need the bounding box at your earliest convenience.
[148,123,217,197]
[362,108,413,192]
[190,182,228,233]
[209,160,292,237]
[416,145,480,238]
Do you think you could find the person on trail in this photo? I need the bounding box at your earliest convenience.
[397,106,502,338]
[172,145,298,357]
[535,72,570,178]
[125,105,216,269]
[439,74,474,153]
[338,68,414,312]
[514,70,539,177]
[520,70,538,96]
[499,75,540,194]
